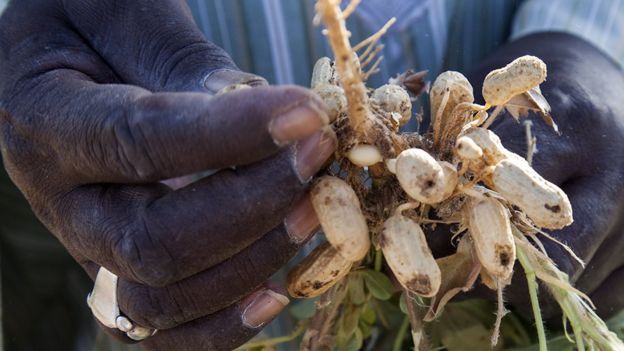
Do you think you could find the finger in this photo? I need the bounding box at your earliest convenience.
[571,196,624,295]
[588,265,624,319]
[60,0,258,93]
[117,196,319,329]
[59,131,336,286]
[141,286,290,351]
[8,71,328,184]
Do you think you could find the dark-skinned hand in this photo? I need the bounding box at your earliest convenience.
[428,33,624,323]
[0,1,337,350]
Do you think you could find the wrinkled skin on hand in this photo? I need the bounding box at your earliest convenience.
[0,1,336,350]
[428,33,624,322]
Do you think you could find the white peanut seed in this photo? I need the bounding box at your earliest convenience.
[346,144,383,167]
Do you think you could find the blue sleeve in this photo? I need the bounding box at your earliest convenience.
[512,0,624,67]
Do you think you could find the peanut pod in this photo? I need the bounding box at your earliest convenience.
[371,84,412,125]
[311,176,371,261]
[430,71,474,126]
[380,214,441,297]
[287,242,352,298]
[314,83,347,121]
[396,148,452,204]
[491,158,573,229]
[460,127,525,167]
[438,161,458,200]
[465,197,515,280]
[311,57,338,88]
[455,136,483,161]
[482,55,547,106]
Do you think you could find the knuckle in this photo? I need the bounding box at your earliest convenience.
[115,222,177,287]
[120,283,178,330]
[113,96,179,181]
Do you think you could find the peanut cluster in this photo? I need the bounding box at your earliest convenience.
[288,55,571,301]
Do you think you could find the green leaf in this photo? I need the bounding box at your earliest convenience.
[348,274,367,305]
[343,328,364,351]
[363,269,395,301]
[341,304,361,337]
[359,319,373,339]
[361,303,376,325]
[289,298,318,320]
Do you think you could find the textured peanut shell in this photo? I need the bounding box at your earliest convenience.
[314,84,347,121]
[287,242,352,298]
[311,176,370,261]
[380,214,441,297]
[492,158,573,229]
[482,55,547,106]
[465,197,515,280]
[460,127,527,167]
[455,136,483,160]
[396,148,447,204]
[438,161,458,201]
[311,57,337,88]
[371,84,412,125]
[430,71,474,124]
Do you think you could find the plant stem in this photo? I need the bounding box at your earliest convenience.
[316,0,372,135]
[234,322,307,350]
[374,249,383,272]
[516,246,547,351]
[393,315,410,351]
[403,290,426,350]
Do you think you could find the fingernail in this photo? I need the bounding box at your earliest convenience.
[284,195,320,243]
[242,289,290,328]
[204,69,267,94]
[295,127,337,182]
[270,102,329,145]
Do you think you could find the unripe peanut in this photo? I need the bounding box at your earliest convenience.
[311,176,370,261]
[482,55,547,106]
[491,158,573,229]
[371,84,412,125]
[314,84,347,121]
[460,127,525,166]
[396,148,447,204]
[455,136,483,161]
[430,71,474,124]
[346,144,383,167]
[465,197,515,280]
[380,214,441,297]
[287,242,352,298]
[311,57,338,88]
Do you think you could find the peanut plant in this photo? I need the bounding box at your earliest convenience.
[238,1,624,350]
